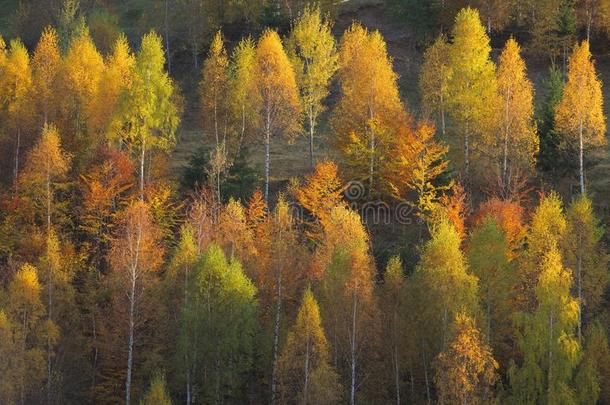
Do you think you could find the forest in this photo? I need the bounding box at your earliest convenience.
[2,0,610,404]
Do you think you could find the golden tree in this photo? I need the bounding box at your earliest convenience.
[420,35,451,137]
[199,30,230,147]
[18,124,71,230]
[254,29,301,202]
[434,313,498,405]
[287,4,339,169]
[555,40,606,194]
[495,38,538,183]
[278,288,341,404]
[229,36,259,156]
[331,23,408,195]
[108,200,163,405]
[2,39,33,185]
[447,7,498,185]
[32,26,61,126]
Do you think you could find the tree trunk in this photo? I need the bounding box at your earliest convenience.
[14,127,20,189]
[264,109,271,203]
[464,125,470,188]
[270,265,282,404]
[421,341,431,404]
[577,232,583,342]
[140,139,146,200]
[308,109,315,171]
[350,289,358,405]
[164,0,171,74]
[303,323,310,405]
[579,119,585,194]
[125,275,136,405]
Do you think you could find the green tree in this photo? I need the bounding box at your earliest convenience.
[562,194,608,341]
[509,247,580,404]
[179,244,259,403]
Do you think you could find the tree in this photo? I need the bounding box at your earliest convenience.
[141,373,172,405]
[108,200,164,405]
[412,217,479,357]
[200,30,230,147]
[293,160,345,240]
[178,244,258,403]
[31,26,61,127]
[122,31,180,198]
[62,28,105,156]
[254,29,301,202]
[331,23,408,195]
[495,38,538,183]
[467,216,516,365]
[562,194,608,341]
[389,121,450,223]
[419,35,451,137]
[91,34,135,141]
[537,65,565,176]
[287,4,339,169]
[555,40,606,194]
[2,39,32,186]
[519,192,567,310]
[4,264,57,405]
[509,247,580,404]
[278,288,341,404]
[433,313,498,405]
[229,36,259,156]
[317,206,379,405]
[18,124,71,230]
[379,256,406,404]
[446,7,498,185]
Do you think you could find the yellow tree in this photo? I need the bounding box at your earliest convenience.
[2,39,33,186]
[389,121,450,222]
[287,4,339,169]
[433,313,498,405]
[108,200,163,405]
[278,288,341,404]
[141,373,172,405]
[255,29,301,202]
[62,29,105,153]
[496,37,538,183]
[331,23,408,194]
[229,36,259,156]
[4,264,57,405]
[91,34,135,141]
[447,7,498,184]
[317,206,379,404]
[122,31,180,198]
[555,40,606,194]
[199,30,229,147]
[420,35,451,137]
[32,26,61,126]
[18,124,71,231]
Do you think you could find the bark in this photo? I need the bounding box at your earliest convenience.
[270,264,283,404]
[164,0,171,74]
[140,138,146,200]
[350,289,358,405]
[579,119,585,194]
[577,232,583,342]
[264,107,271,203]
[308,107,315,171]
[303,322,310,405]
[14,127,20,189]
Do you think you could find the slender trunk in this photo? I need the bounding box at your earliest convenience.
[264,108,271,203]
[440,102,446,138]
[368,106,375,193]
[579,119,585,194]
[587,10,592,42]
[14,127,20,188]
[270,265,282,404]
[547,312,554,399]
[303,323,310,405]
[236,104,246,159]
[421,341,431,404]
[350,289,358,405]
[47,249,54,404]
[394,341,400,405]
[140,139,146,200]
[577,232,583,342]
[464,124,470,187]
[308,108,315,171]
[502,91,510,185]
[125,276,136,405]
[92,314,98,391]
[125,214,142,405]
[214,95,219,146]
[164,0,171,74]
